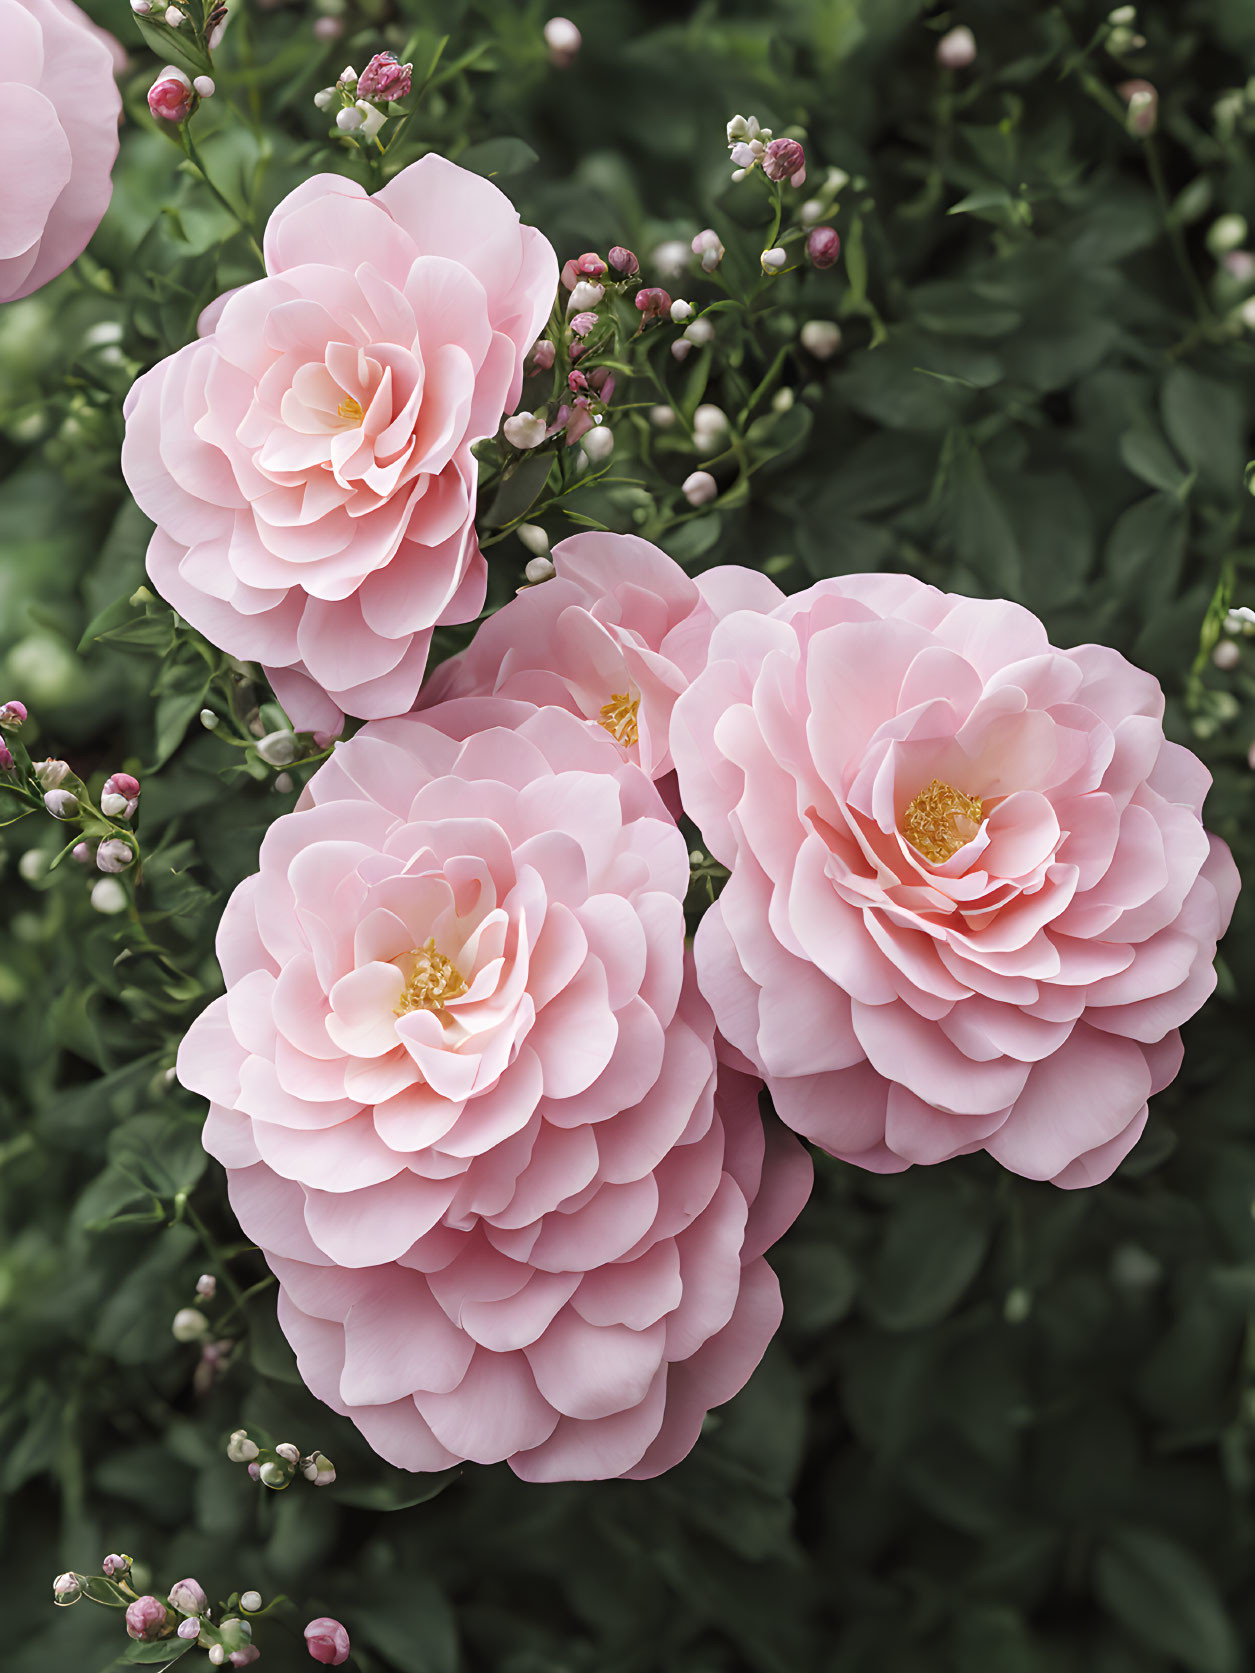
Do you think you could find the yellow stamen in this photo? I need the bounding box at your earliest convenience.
[394,938,467,1017]
[902,779,984,864]
[599,691,640,748]
[337,395,363,427]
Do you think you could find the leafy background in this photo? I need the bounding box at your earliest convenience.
[2,0,1255,1668]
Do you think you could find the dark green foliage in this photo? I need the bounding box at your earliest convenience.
[2,1,1254,1670]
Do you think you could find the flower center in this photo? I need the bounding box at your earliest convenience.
[337,395,364,427]
[394,939,467,1016]
[598,691,639,747]
[901,779,984,863]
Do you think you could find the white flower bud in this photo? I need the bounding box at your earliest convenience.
[649,405,677,428]
[129,0,152,12]
[172,1308,209,1342]
[336,106,363,133]
[196,1273,216,1298]
[799,198,825,225]
[652,240,690,279]
[669,299,694,323]
[566,280,605,314]
[275,1442,300,1463]
[339,65,358,83]
[800,319,842,359]
[313,87,338,111]
[772,387,795,413]
[274,772,294,794]
[44,788,79,819]
[199,708,218,729]
[693,404,728,440]
[19,849,49,883]
[240,1592,262,1614]
[227,1430,259,1463]
[193,76,215,98]
[524,555,556,584]
[517,524,550,556]
[1208,213,1248,256]
[96,839,134,874]
[671,340,692,363]
[1213,639,1240,670]
[34,757,70,790]
[682,470,718,507]
[1108,5,1136,23]
[760,247,787,273]
[503,411,547,449]
[543,17,581,62]
[255,730,298,766]
[581,425,614,463]
[684,317,715,347]
[356,99,385,140]
[91,878,128,914]
[209,1648,226,1666]
[100,792,129,818]
[936,25,976,68]
[164,5,183,23]
[301,1451,337,1486]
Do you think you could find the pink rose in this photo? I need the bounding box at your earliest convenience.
[180,702,810,1478]
[0,0,121,302]
[422,533,781,788]
[125,1596,171,1641]
[672,574,1239,1187]
[304,1618,350,1665]
[122,157,558,733]
[147,67,192,124]
[356,50,411,101]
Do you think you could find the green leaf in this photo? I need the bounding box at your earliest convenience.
[1161,366,1245,500]
[333,1467,461,1511]
[1119,430,1193,498]
[1093,1525,1240,1673]
[457,138,539,177]
[864,1182,991,1330]
[113,1639,195,1665]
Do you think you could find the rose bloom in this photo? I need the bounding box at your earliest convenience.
[672,574,1239,1187]
[422,533,780,790]
[1,0,121,302]
[122,157,557,733]
[180,701,810,1478]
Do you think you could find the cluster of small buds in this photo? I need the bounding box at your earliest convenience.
[543,16,581,67]
[727,113,770,179]
[101,772,141,821]
[305,1618,351,1666]
[1106,5,1147,55]
[936,25,976,70]
[226,1429,336,1491]
[315,55,410,140]
[1119,78,1158,137]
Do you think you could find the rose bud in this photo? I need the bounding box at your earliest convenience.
[573,252,607,279]
[635,286,671,321]
[608,245,639,275]
[357,51,412,101]
[682,470,718,506]
[543,16,581,67]
[168,1579,209,1617]
[762,136,806,186]
[126,1596,173,1642]
[96,838,135,873]
[148,68,194,125]
[53,1574,81,1606]
[807,226,841,269]
[304,1618,351,1666]
[0,699,26,731]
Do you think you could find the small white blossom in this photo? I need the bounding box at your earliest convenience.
[669,299,694,323]
[760,247,788,272]
[684,317,715,347]
[164,5,183,23]
[682,470,718,507]
[91,878,128,914]
[800,319,842,359]
[566,279,605,314]
[172,1308,209,1342]
[336,106,363,133]
[356,100,386,140]
[193,75,215,98]
[503,411,547,450]
[936,25,976,69]
[517,523,550,556]
[256,730,298,766]
[313,87,338,111]
[240,1593,263,1614]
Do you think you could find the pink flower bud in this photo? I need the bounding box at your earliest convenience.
[762,137,806,185]
[126,1596,172,1642]
[807,226,841,269]
[148,69,194,124]
[635,287,671,321]
[231,1650,260,1668]
[608,245,638,275]
[568,370,588,393]
[71,841,91,864]
[574,252,607,279]
[248,1462,261,1480]
[563,396,595,445]
[168,1579,208,1617]
[178,1618,202,1641]
[587,366,615,401]
[692,229,725,272]
[671,339,692,363]
[528,339,556,372]
[0,699,26,730]
[1119,79,1158,137]
[569,311,598,338]
[543,16,581,67]
[312,16,342,38]
[682,470,718,507]
[53,1573,81,1605]
[560,259,581,290]
[196,1273,217,1298]
[357,51,412,100]
[102,1555,131,1578]
[0,741,12,771]
[305,1618,351,1665]
[96,838,134,873]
